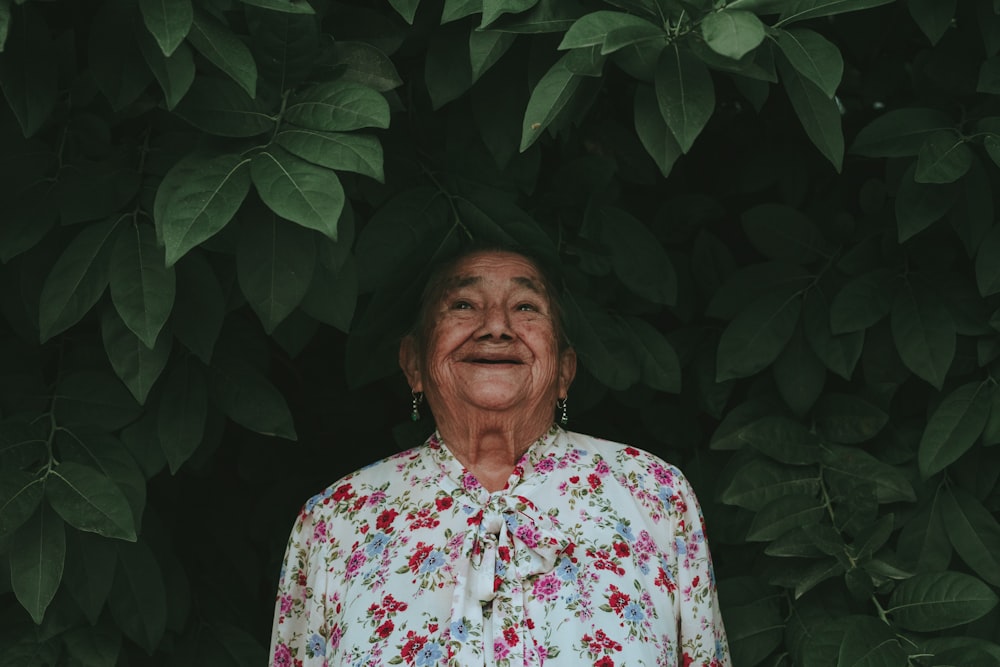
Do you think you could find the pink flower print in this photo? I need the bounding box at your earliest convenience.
[494,639,511,660]
[313,520,327,540]
[532,574,561,601]
[368,490,387,506]
[345,550,366,576]
[595,460,610,475]
[515,524,540,548]
[274,643,292,667]
[279,594,292,614]
[536,457,556,473]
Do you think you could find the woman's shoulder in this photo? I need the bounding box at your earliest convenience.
[560,429,695,493]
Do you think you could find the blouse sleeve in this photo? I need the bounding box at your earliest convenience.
[672,471,732,667]
[269,502,327,667]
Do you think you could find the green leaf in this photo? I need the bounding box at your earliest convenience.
[55,371,142,431]
[898,489,952,573]
[821,444,916,504]
[836,615,908,667]
[209,357,297,440]
[720,458,821,511]
[55,430,146,529]
[240,0,315,13]
[0,3,57,136]
[153,152,252,267]
[895,163,958,242]
[10,504,64,624]
[907,0,956,45]
[747,494,826,541]
[558,11,663,54]
[469,30,516,82]
[136,27,195,110]
[915,130,973,184]
[918,381,993,477]
[887,572,999,631]
[814,393,889,444]
[633,83,682,177]
[63,531,118,625]
[251,148,344,241]
[708,261,813,320]
[275,127,384,183]
[0,470,44,539]
[38,217,120,343]
[0,0,8,53]
[109,222,176,349]
[389,0,420,23]
[138,0,192,56]
[850,107,953,157]
[156,357,208,474]
[740,416,823,465]
[300,255,358,334]
[442,0,480,23]
[621,317,681,393]
[716,291,803,382]
[740,203,833,262]
[773,324,826,415]
[109,540,167,654]
[829,268,895,334]
[777,50,843,171]
[940,486,1000,587]
[328,41,403,92]
[804,285,868,377]
[173,76,272,138]
[236,213,317,333]
[979,57,1000,94]
[702,10,766,61]
[481,0,537,27]
[187,10,257,97]
[654,43,715,153]
[975,223,1000,296]
[86,3,152,111]
[776,0,895,26]
[520,53,582,151]
[62,625,122,667]
[717,578,784,666]
[46,462,137,541]
[284,82,390,132]
[171,252,225,364]
[598,207,676,305]
[891,280,955,389]
[563,293,640,391]
[100,307,172,405]
[424,22,474,109]
[773,27,842,99]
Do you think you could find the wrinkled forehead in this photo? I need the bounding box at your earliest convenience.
[438,253,549,299]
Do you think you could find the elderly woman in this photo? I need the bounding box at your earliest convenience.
[269,248,731,666]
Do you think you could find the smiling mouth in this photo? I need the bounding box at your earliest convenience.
[469,358,522,365]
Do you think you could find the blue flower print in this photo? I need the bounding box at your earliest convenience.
[415,642,444,666]
[307,633,325,656]
[504,513,519,533]
[450,619,469,642]
[555,556,578,581]
[623,603,645,622]
[615,521,636,542]
[420,550,445,573]
[675,536,687,556]
[366,532,390,556]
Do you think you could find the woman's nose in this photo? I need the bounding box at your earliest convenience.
[476,304,514,340]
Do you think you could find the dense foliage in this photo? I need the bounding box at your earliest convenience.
[1,0,999,664]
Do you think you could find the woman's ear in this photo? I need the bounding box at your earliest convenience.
[558,348,577,396]
[399,335,423,392]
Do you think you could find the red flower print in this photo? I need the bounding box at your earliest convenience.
[625,447,640,456]
[332,483,354,502]
[683,652,694,667]
[377,620,394,638]
[587,473,601,489]
[353,495,368,510]
[613,542,630,557]
[595,657,615,667]
[692,575,700,588]
[376,508,399,531]
[503,627,519,646]
[608,585,630,614]
[569,475,580,484]
[407,543,433,574]
[400,631,427,664]
[435,496,453,511]
[428,623,438,633]
[498,546,511,562]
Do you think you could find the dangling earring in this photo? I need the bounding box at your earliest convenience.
[557,397,568,426]
[411,391,424,421]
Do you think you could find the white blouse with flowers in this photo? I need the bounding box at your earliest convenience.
[269,427,731,667]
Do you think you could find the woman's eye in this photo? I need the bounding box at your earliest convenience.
[451,301,472,310]
[516,303,538,312]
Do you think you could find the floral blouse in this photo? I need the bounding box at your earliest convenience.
[269,427,731,667]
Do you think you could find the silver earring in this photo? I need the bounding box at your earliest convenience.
[557,397,568,426]
[411,391,424,421]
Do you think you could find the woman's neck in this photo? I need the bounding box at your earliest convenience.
[437,417,551,492]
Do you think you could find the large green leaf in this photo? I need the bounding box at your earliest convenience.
[897,489,952,573]
[740,416,823,465]
[915,130,973,184]
[836,615,907,667]
[328,41,403,92]
[10,503,64,624]
[563,293,640,391]
[0,470,44,539]
[171,251,225,363]
[829,269,895,334]
[481,0,537,27]
[621,316,681,393]
[100,307,172,405]
[558,11,663,54]
[87,2,152,111]
[801,287,864,381]
[740,203,833,263]
[717,578,784,666]
[276,128,384,182]
[633,83,682,177]
[251,148,344,241]
[54,429,146,529]
[63,531,118,625]
[777,49,843,171]
[153,152,252,267]
[773,324,826,415]
[187,10,257,97]
[173,76,272,138]
[701,10,765,61]
[895,164,958,242]
[654,44,715,154]
[821,444,916,504]
[138,0,192,56]
[469,30,517,82]
[62,625,122,667]
[908,0,956,46]
[598,207,676,305]
[887,571,999,631]
[940,486,1000,587]
[284,82,390,132]
[747,494,826,541]
[46,462,137,541]
[850,107,953,157]
[38,217,120,342]
[55,371,142,431]
[918,380,993,477]
[236,212,317,333]
[520,52,582,151]
[0,3,57,137]
[156,357,208,474]
[975,222,1000,296]
[209,357,297,440]
[109,540,167,654]
[890,280,955,389]
[109,222,175,349]
[136,26,195,110]
[776,0,895,26]
[773,28,842,98]
[716,292,802,381]
[300,255,358,334]
[720,457,820,511]
[813,392,889,444]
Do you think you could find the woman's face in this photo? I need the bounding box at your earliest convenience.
[401,251,575,425]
